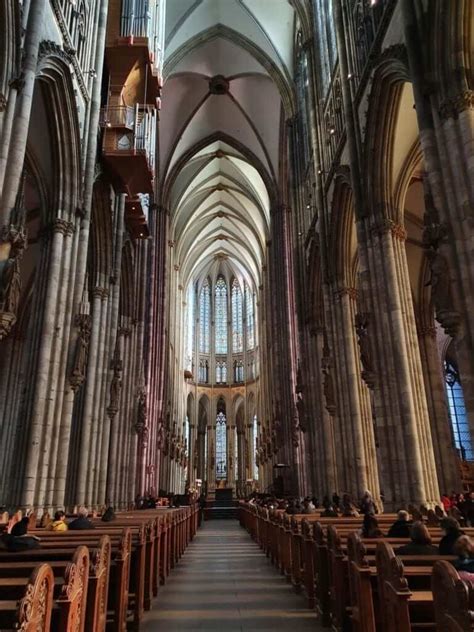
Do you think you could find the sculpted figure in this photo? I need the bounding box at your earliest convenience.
[427,250,451,314]
[355,313,373,374]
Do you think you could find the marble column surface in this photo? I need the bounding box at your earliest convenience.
[142,520,322,631]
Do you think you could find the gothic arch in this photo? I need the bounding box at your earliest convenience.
[428,0,473,100]
[328,177,356,287]
[35,47,82,219]
[90,180,113,284]
[306,233,323,329]
[363,53,411,218]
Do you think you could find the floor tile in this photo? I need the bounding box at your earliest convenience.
[141,520,323,631]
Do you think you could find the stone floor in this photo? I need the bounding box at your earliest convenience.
[142,520,322,631]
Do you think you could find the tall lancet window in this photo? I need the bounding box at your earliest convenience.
[199,279,211,353]
[246,284,255,350]
[215,276,228,354]
[232,279,243,352]
[185,284,194,371]
[253,414,259,480]
[445,362,473,461]
[216,404,227,480]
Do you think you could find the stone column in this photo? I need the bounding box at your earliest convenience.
[418,326,460,493]
[0,1,46,222]
[328,284,380,502]
[21,219,71,507]
[400,0,474,449]
[75,286,107,505]
[362,218,440,507]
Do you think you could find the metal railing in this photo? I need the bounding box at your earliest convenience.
[100,103,156,172]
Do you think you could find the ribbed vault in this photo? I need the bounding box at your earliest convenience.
[161,0,296,291]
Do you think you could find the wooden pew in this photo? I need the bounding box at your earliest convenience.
[3,530,130,632]
[432,560,474,631]
[0,563,54,631]
[0,546,88,632]
[376,541,435,631]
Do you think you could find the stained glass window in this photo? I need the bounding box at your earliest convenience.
[245,284,255,350]
[232,279,243,352]
[234,360,244,383]
[234,428,238,480]
[216,360,227,384]
[313,0,337,95]
[185,284,194,371]
[184,415,190,454]
[199,279,211,353]
[445,362,473,461]
[253,414,259,480]
[215,276,228,354]
[216,409,227,480]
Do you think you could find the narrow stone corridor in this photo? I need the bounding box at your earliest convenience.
[142,520,321,631]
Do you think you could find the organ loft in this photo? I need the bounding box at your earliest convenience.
[0,1,473,630]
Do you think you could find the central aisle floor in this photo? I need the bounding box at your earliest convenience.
[142,520,322,631]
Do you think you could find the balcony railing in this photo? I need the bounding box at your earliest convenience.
[101,104,157,172]
[120,0,165,76]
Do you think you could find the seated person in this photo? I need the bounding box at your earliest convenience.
[69,506,95,530]
[0,517,40,551]
[397,521,438,555]
[387,510,412,538]
[439,517,464,555]
[101,506,116,522]
[361,514,383,538]
[453,535,474,580]
[321,504,339,518]
[302,497,317,515]
[341,493,359,517]
[47,510,68,531]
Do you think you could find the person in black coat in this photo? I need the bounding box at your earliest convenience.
[397,522,438,556]
[69,507,95,530]
[438,517,464,555]
[387,510,412,538]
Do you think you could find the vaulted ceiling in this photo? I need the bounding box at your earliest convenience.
[160,0,297,291]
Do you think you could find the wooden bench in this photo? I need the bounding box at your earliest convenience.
[8,529,131,632]
[0,546,88,632]
[0,536,110,632]
[0,563,54,631]
[432,560,474,631]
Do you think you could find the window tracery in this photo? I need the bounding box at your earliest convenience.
[232,279,243,353]
[215,276,227,354]
[445,362,473,461]
[199,279,210,354]
[245,284,255,350]
[216,407,227,480]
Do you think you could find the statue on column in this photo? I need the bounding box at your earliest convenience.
[70,313,91,391]
[135,384,148,444]
[0,178,27,338]
[107,339,123,417]
[426,249,459,336]
[321,344,336,416]
[296,391,307,433]
[355,313,376,388]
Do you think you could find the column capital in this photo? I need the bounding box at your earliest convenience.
[370,217,407,241]
[418,325,437,339]
[333,286,358,301]
[92,286,109,299]
[438,90,474,121]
